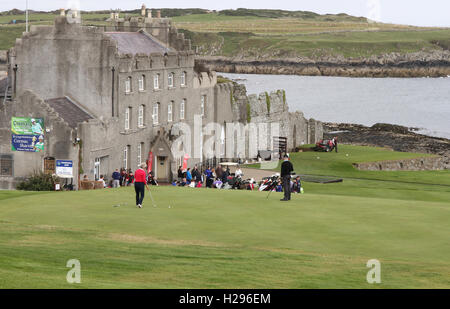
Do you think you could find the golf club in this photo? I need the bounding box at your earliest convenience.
[148,188,157,207]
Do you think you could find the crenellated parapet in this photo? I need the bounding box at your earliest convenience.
[115,51,195,73]
[106,16,191,51]
[193,71,217,88]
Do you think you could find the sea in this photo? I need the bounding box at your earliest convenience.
[222,73,450,139]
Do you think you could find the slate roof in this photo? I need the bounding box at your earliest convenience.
[45,97,94,129]
[104,32,172,55]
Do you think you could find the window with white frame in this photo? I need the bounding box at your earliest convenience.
[125,107,131,130]
[137,142,143,165]
[139,75,145,91]
[152,103,159,125]
[201,95,206,117]
[180,99,185,120]
[153,74,160,90]
[168,72,174,88]
[180,72,186,87]
[123,146,129,170]
[168,101,173,122]
[125,77,132,93]
[138,105,145,127]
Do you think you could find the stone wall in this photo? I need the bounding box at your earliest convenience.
[247,88,323,153]
[0,90,80,189]
[353,156,450,171]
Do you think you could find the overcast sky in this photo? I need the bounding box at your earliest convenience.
[1,0,449,27]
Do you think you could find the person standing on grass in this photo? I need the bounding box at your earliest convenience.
[112,169,121,188]
[134,163,149,209]
[280,154,294,202]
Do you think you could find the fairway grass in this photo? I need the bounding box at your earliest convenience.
[0,182,449,288]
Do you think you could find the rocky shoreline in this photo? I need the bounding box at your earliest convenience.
[323,123,450,157]
[197,51,450,78]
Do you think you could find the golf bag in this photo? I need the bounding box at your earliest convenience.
[259,175,280,192]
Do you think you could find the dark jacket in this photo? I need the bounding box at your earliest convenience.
[281,160,294,177]
[112,171,121,180]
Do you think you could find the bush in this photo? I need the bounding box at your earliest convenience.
[17,172,60,191]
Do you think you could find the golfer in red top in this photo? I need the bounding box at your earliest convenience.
[135,163,149,208]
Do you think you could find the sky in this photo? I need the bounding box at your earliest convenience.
[1,0,450,27]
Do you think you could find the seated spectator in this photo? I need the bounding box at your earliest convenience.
[179,178,187,187]
[127,171,134,186]
[99,175,106,188]
[292,176,302,194]
[196,181,203,188]
[186,168,192,184]
[276,180,283,192]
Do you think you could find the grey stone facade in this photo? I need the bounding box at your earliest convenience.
[0,10,323,189]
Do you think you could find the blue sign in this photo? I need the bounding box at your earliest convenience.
[11,135,44,152]
[56,160,73,178]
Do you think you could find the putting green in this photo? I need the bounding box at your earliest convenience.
[0,146,449,288]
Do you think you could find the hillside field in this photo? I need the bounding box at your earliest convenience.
[0,9,450,58]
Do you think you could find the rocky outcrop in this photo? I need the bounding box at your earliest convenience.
[197,50,450,78]
[324,122,450,156]
[353,156,449,171]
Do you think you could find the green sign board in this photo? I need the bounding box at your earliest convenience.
[11,117,45,152]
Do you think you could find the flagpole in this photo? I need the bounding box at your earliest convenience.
[25,0,29,32]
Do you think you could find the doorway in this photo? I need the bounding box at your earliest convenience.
[156,156,168,180]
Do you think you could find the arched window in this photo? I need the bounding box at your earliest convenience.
[125,107,131,130]
[125,77,132,93]
[139,75,146,91]
[168,72,174,88]
[168,101,173,122]
[153,74,160,90]
[180,71,186,87]
[152,103,159,125]
[180,99,186,120]
[138,105,145,127]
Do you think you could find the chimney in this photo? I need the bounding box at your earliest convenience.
[114,12,120,20]
[156,10,161,18]
[141,4,146,17]
[147,9,152,18]
[110,12,114,19]
[60,9,65,16]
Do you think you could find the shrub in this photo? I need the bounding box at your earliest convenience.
[17,172,60,191]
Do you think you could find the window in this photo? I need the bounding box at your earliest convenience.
[123,146,129,170]
[153,74,160,90]
[125,107,131,130]
[168,72,174,88]
[125,77,132,93]
[201,95,206,117]
[139,75,145,91]
[180,99,185,120]
[180,71,186,87]
[152,103,159,125]
[0,154,13,176]
[137,143,143,165]
[168,101,173,122]
[138,105,145,127]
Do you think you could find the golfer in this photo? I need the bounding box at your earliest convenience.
[134,163,149,208]
[280,154,294,202]
[31,119,43,135]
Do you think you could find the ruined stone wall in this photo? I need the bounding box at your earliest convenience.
[246,88,323,154]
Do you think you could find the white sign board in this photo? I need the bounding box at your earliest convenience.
[56,160,73,178]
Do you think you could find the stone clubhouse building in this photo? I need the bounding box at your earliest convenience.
[0,6,323,189]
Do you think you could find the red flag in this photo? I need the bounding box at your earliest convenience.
[147,151,153,174]
[182,154,189,170]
